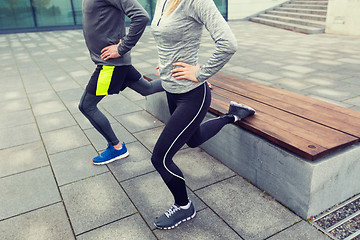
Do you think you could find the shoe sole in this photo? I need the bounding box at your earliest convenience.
[92,151,129,165]
[154,210,197,230]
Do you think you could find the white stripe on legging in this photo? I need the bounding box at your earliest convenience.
[163,83,207,181]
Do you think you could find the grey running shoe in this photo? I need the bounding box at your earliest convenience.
[154,201,196,230]
[228,101,255,120]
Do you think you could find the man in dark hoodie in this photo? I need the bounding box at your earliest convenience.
[79,0,163,165]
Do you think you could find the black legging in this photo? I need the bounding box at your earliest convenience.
[79,77,163,146]
[151,82,234,206]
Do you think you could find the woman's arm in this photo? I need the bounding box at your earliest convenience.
[191,0,238,82]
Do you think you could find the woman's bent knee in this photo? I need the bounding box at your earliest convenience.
[186,138,200,148]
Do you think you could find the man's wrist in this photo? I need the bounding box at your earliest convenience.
[116,44,122,57]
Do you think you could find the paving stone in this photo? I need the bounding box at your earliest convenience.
[43,68,73,82]
[304,86,354,102]
[42,125,90,155]
[0,78,23,94]
[0,88,27,102]
[344,96,360,106]
[303,77,343,87]
[27,90,59,104]
[121,171,206,230]
[338,58,360,64]
[23,81,53,94]
[282,65,315,74]
[115,110,164,133]
[267,221,331,240]
[336,83,360,96]
[101,97,142,116]
[0,166,61,220]
[98,93,126,104]
[49,145,108,186]
[63,99,82,114]
[248,72,280,81]
[317,59,343,66]
[174,148,235,191]
[133,126,165,152]
[73,107,118,130]
[32,100,67,116]
[68,69,90,79]
[135,99,147,110]
[56,87,84,103]
[77,214,156,240]
[0,203,75,240]
[121,88,146,101]
[72,112,97,130]
[52,80,81,92]
[36,110,77,133]
[308,95,352,108]
[273,78,315,91]
[154,208,241,240]
[343,76,360,86]
[60,172,136,235]
[109,141,155,182]
[277,70,304,79]
[84,122,136,152]
[0,123,40,150]
[0,97,30,113]
[196,176,300,240]
[224,66,254,75]
[0,141,49,178]
[0,109,34,128]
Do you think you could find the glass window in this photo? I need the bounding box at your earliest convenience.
[125,0,155,24]
[0,0,35,29]
[71,0,82,25]
[33,0,75,27]
[214,0,227,19]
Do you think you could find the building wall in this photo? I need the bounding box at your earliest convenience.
[325,0,360,36]
[228,0,288,20]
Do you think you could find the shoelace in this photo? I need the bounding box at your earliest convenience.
[99,145,112,157]
[164,205,181,218]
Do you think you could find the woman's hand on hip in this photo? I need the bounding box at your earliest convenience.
[101,40,122,61]
[171,62,200,82]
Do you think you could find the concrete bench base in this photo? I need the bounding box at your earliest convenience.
[146,92,360,219]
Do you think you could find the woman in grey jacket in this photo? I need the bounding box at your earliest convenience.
[79,0,163,165]
[151,0,255,230]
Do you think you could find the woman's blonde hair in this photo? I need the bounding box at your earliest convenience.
[166,0,181,15]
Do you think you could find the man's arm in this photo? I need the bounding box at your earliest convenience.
[102,0,149,60]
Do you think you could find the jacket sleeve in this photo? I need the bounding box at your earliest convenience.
[190,0,237,82]
[108,0,150,56]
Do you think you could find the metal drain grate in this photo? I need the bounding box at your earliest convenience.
[310,194,360,240]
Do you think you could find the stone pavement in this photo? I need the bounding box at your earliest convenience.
[1,20,359,239]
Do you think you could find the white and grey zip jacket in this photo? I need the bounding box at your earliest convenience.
[151,0,237,94]
[82,0,149,66]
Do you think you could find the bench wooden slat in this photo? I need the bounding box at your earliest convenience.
[210,73,360,138]
[211,88,359,160]
[211,95,329,159]
[214,91,356,149]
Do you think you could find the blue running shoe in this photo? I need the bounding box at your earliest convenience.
[92,142,129,165]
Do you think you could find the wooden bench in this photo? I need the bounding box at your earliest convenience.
[144,72,360,219]
[207,72,360,161]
